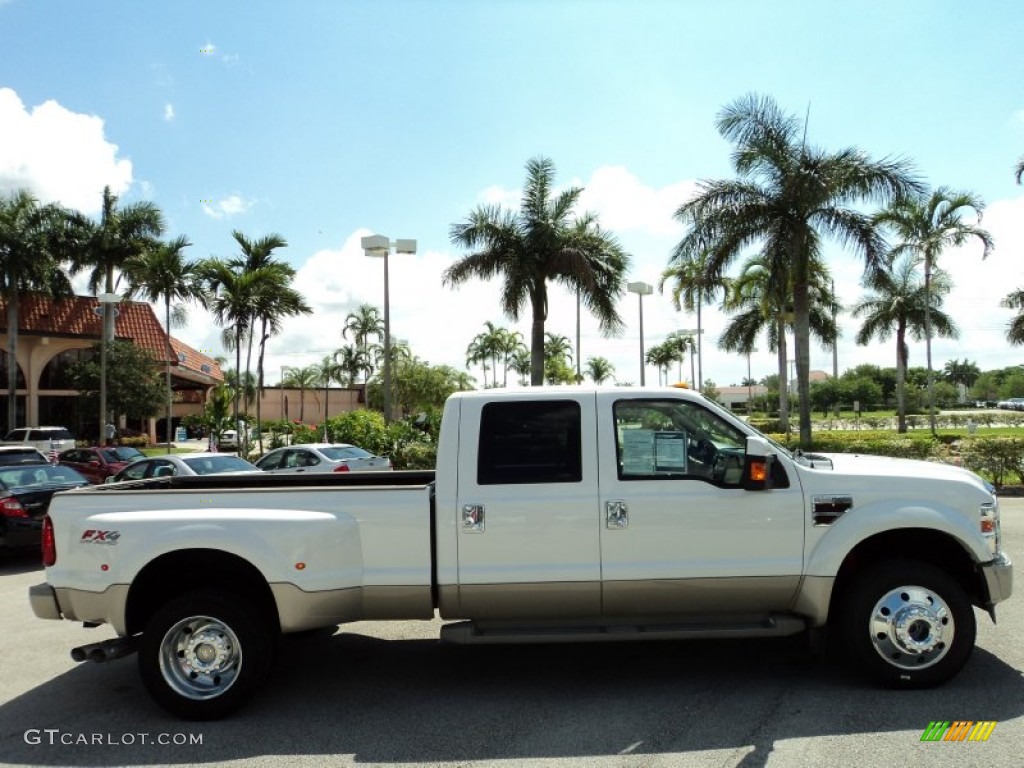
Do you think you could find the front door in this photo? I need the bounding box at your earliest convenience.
[596,391,805,618]
[455,394,601,620]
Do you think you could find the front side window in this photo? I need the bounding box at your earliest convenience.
[256,451,284,470]
[477,400,582,485]
[119,462,149,481]
[614,398,747,486]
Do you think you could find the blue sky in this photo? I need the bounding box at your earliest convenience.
[2,0,1023,389]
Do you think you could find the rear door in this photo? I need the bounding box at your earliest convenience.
[454,393,600,619]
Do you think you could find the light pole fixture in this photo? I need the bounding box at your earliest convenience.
[627,281,653,386]
[96,292,119,447]
[362,234,416,422]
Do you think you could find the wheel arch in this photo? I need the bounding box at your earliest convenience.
[125,548,279,636]
[827,529,985,625]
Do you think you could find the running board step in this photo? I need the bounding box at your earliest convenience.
[439,615,806,645]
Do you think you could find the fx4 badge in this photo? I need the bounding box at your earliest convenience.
[80,529,120,545]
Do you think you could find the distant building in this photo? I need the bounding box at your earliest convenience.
[1,293,222,442]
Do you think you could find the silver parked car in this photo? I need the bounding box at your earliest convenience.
[255,443,392,474]
[108,453,260,482]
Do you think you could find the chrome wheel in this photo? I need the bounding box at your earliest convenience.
[158,614,243,700]
[868,585,954,671]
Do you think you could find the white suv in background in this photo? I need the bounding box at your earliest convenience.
[2,427,76,454]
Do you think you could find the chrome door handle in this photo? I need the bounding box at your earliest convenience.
[462,504,485,533]
[606,500,628,529]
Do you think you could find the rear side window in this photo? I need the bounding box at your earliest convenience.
[4,429,28,441]
[477,400,582,485]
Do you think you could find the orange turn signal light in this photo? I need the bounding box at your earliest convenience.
[981,520,995,534]
[749,461,768,482]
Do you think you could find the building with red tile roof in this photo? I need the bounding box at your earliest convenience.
[1,293,223,442]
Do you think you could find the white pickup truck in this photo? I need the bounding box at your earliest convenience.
[30,387,1013,720]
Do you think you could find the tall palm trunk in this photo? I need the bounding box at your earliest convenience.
[164,297,173,451]
[923,251,936,435]
[776,317,789,431]
[5,284,19,431]
[530,287,546,386]
[255,318,269,453]
[696,300,703,389]
[896,326,908,434]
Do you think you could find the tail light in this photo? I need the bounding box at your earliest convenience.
[333,464,351,473]
[42,515,56,566]
[0,493,28,518]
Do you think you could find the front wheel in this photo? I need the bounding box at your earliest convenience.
[840,560,976,688]
[139,591,274,720]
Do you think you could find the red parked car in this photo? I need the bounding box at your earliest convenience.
[57,445,146,484]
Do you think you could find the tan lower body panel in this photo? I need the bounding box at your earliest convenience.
[602,575,802,618]
[791,575,836,627]
[450,581,601,621]
[271,583,434,632]
[55,585,130,635]
[443,576,801,622]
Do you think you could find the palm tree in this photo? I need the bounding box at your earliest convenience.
[660,246,729,390]
[445,156,630,385]
[282,365,320,422]
[508,345,531,386]
[343,304,383,384]
[465,329,497,388]
[719,251,837,429]
[334,344,373,387]
[198,258,257,438]
[674,94,919,447]
[316,354,345,441]
[226,230,306,447]
[645,342,675,386]
[851,255,957,432]
[1002,289,1024,345]
[942,359,980,390]
[873,188,992,433]
[585,356,615,384]
[124,235,202,450]
[0,190,76,431]
[1016,158,1024,184]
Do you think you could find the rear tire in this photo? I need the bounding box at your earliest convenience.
[139,590,274,720]
[840,560,975,688]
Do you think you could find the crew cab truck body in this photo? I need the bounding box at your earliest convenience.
[30,387,1013,720]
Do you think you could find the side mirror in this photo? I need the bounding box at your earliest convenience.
[743,436,776,491]
[88,460,100,467]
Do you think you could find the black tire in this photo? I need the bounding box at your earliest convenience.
[139,590,274,720]
[840,560,975,688]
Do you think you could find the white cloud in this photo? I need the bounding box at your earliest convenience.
[163,103,175,122]
[0,87,132,213]
[202,194,253,219]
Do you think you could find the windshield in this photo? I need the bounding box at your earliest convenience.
[103,447,145,463]
[320,446,372,460]
[182,455,256,475]
[0,464,87,487]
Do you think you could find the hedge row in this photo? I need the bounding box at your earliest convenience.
[763,433,1024,489]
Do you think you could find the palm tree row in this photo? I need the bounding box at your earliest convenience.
[0,186,311,448]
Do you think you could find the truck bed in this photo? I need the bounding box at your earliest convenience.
[86,469,437,491]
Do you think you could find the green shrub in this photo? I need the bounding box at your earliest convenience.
[960,437,1024,489]
[118,435,150,448]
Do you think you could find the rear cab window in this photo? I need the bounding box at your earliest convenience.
[477,400,582,485]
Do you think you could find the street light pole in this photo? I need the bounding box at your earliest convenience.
[627,282,653,386]
[362,235,416,423]
[97,293,119,446]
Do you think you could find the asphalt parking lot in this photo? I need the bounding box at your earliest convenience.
[0,501,1021,768]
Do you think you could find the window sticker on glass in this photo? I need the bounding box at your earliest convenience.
[622,429,655,474]
[654,431,688,472]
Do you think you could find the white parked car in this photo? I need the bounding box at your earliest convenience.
[107,453,260,482]
[255,443,392,474]
[2,427,75,454]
